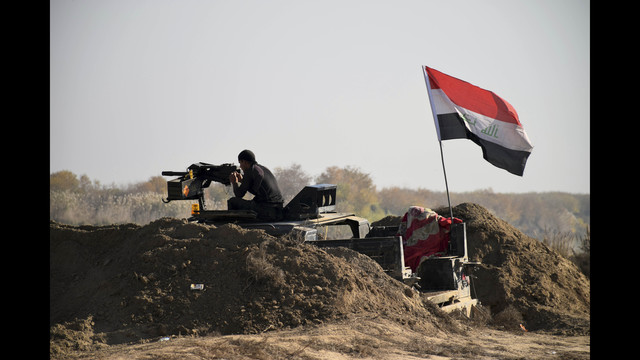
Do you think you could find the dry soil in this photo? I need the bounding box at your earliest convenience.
[50,202,590,359]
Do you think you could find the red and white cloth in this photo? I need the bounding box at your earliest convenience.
[397,206,462,271]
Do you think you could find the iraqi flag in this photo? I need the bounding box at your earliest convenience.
[423,66,533,176]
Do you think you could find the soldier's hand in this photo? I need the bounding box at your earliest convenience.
[229,171,242,184]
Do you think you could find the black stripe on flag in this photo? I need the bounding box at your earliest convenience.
[437,113,467,140]
[437,113,531,176]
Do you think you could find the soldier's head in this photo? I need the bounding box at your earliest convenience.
[238,149,256,171]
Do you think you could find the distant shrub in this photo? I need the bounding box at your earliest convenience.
[50,190,193,225]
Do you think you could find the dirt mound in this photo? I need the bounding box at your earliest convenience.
[374,202,590,335]
[50,218,454,356]
[50,202,590,356]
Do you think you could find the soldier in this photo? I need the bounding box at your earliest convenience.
[228,150,284,221]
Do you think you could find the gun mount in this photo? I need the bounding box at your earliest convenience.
[161,162,239,210]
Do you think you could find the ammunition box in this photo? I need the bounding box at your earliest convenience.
[166,177,203,201]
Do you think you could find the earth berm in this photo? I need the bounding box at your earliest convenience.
[50,202,590,359]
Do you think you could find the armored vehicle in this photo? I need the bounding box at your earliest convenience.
[162,163,478,316]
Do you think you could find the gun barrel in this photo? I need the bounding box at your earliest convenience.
[162,171,188,176]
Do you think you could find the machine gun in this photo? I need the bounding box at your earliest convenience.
[161,162,239,211]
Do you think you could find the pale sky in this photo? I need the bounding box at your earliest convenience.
[50,0,590,194]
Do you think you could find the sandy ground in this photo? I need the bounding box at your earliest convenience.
[59,316,590,359]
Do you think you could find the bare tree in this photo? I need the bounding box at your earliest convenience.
[273,163,313,204]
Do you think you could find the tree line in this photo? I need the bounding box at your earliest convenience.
[50,164,589,255]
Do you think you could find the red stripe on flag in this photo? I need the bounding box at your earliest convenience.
[425,66,521,125]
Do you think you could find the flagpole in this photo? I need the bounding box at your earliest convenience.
[438,140,454,221]
[422,66,454,221]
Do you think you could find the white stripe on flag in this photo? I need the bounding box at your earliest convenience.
[431,88,533,152]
